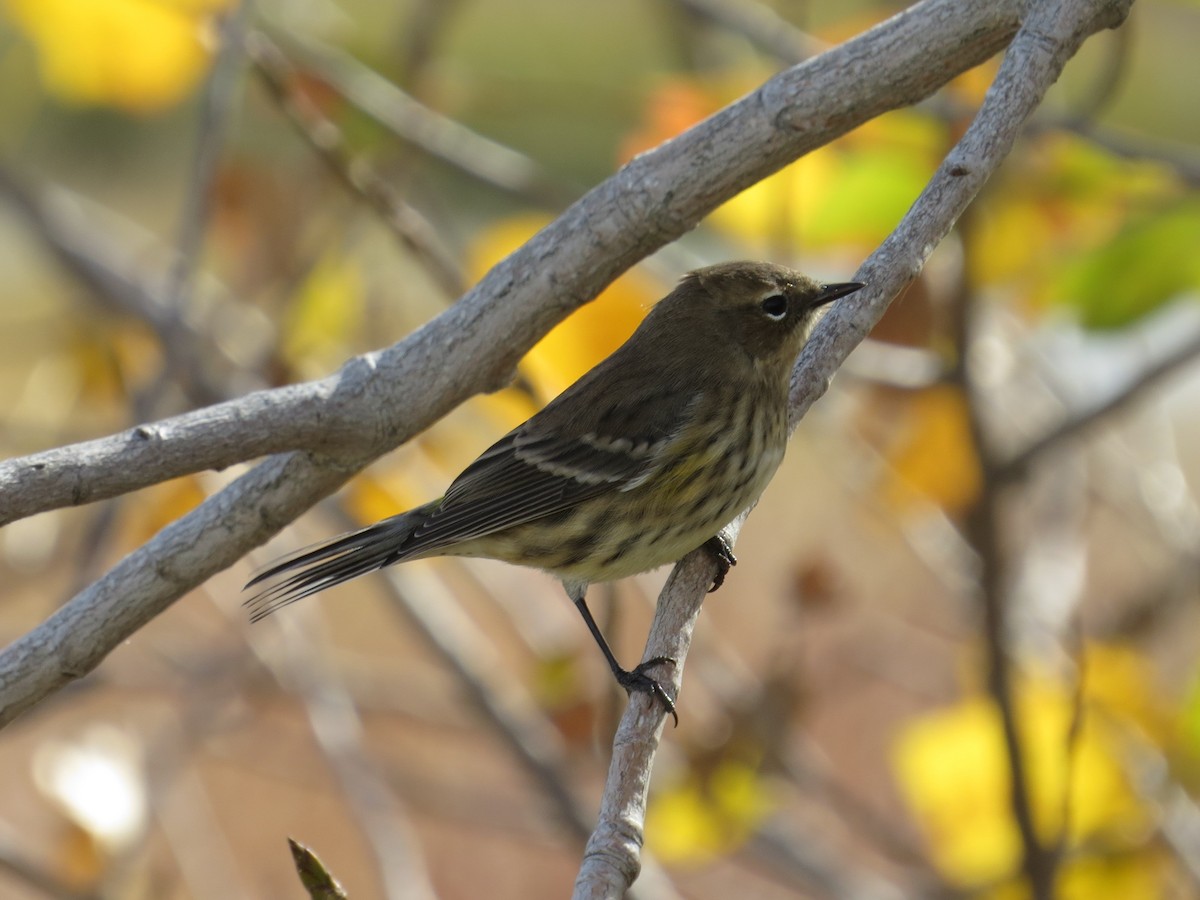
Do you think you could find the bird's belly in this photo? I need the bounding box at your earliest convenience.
[473,442,784,585]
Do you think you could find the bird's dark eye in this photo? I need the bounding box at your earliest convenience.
[760,294,788,320]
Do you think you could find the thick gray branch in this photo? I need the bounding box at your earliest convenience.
[573,0,1133,895]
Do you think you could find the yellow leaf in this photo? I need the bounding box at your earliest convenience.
[1055,852,1168,900]
[893,655,1158,893]
[468,213,658,402]
[881,385,981,515]
[1082,643,1173,744]
[619,75,942,254]
[893,696,1020,885]
[617,77,723,162]
[646,761,775,865]
[3,0,231,114]
[970,193,1059,287]
[711,111,941,253]
[647,779,729,864]
[708,154,839,253]
[970,133,1179,307]
[281,251,365,378]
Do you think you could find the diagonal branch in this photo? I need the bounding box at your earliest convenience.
[573,0,1134,895]
[269,28,580,207]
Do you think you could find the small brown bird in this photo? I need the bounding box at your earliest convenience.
[247,262,863,722]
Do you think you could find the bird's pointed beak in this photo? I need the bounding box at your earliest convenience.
[815,282,866,307]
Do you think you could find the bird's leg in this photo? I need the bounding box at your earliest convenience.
[704,533,737,593]
[567,584,678,726]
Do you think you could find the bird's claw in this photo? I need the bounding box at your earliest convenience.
[617,656,679,727]
[704,534,738,593]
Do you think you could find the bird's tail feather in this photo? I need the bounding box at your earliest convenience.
[244,508,430,621]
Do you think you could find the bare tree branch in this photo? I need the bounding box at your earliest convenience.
[573,0,1134,895]
[573,538,724,899]
[270,27,579,207]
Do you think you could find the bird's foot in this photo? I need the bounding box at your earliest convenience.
[704,534,737,593]
[615,656,678,727]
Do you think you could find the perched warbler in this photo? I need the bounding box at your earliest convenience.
[247,262,863,722]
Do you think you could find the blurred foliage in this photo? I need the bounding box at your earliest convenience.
[466,212,659,400]
[894,644,1170,896]
[281,247,367,378]
[647,758,776,864]
[1058,198,1200,330]
[3,0,232,114]
[1,0,1200,898]
[621,75,946,256]
[880,384,983,515]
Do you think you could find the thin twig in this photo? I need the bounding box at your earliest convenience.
[745,822,919,900]
[1048,621,1087,867]
[166,2,248,312]
[393,0,466,92]
[952,203,1051,894]
[1052,119,1200,185]
[152,758,252,899]
[996,323,1200,482]
[673,0,825,64]
[246,30,466,298]
[267,28,579,207]
[966,485,1052,895]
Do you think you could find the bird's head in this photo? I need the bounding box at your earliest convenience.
[650,261,864,377]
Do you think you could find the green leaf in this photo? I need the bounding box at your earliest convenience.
[808,148,932,245]
[288,838,349,899]
[1057,199,1200,330]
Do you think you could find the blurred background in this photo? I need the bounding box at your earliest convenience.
[2,0,1200,897]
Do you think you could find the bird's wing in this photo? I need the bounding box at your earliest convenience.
[402,383,701,554]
